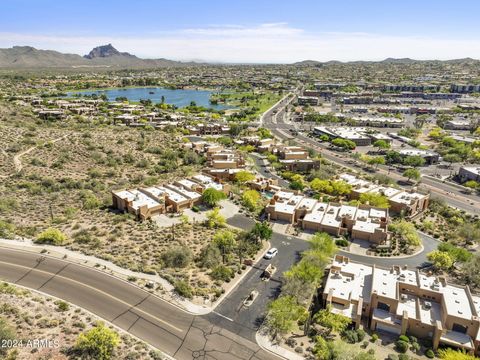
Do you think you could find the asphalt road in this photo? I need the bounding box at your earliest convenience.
[0,248,279,360]
[221,215,439,335]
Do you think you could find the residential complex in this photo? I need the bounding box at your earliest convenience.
[339,174,430,217]
[112,174,229,220]
[265,190,390,244]
[323,255,480,355]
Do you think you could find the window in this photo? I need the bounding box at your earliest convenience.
[452,323,468,334]
[377,302,390,312]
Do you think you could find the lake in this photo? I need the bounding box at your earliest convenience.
[68,87,231,110]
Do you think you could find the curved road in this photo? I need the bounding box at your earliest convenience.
[0,247,279,360]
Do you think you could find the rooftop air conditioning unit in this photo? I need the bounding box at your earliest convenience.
[424,301,432,310]
[401,294,408,301]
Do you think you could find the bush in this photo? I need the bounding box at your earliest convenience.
[335,239,349,247]
[75,322,119,360]
[174,280,193,299]
[55,300,70,312]
[395,340,409,353]
[0,317,15,356]
[161,246,192,268]
[425,349,435,358]
[399,355,410,360]
[35,228,67,245]
[398,335,410,343]
[343,329,359,344]
[210,265,234,281]
[356,328,366,341]
[371,333,379,342]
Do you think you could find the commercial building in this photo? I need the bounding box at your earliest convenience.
[444,120,473,130]
[340,173,429,217]
[298,96,320,106]
[450,84,480,94]
[323,255,480,355]
[458,166,480,183]
[265,191,390,244]
[313,127,371,146]
[398,149,440,165]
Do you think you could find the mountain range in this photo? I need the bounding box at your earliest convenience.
[0,44,478,68]
[0,44,191,68]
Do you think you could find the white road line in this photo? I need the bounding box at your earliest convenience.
[0,260,184,333]
[212,311,234,322]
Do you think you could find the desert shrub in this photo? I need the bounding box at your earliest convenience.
[356,328,366,341]
[210,265,234,281]
[197,244,222,269]
[425,349,435,358]
[343,329,358,343]
[35,228,67,245]
[335,239,349,247]
[395,340,409,353]
[55,300,69,312]
[398,335,410,343]
[174,280,193,299]
[161,246,192,268]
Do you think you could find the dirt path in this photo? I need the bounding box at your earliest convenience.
[13,134,69,173]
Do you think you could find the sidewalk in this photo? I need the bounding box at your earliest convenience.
[0,234,269,315]
[256,329,304,360]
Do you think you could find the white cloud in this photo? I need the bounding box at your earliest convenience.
[0,23,479,63]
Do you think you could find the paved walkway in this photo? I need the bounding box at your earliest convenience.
[256,330,303,360]
[153,200,239,227]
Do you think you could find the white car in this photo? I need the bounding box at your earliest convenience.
[264,248,278,260]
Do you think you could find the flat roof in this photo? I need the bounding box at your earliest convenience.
[129,189,162,210]
[324,258,373,303]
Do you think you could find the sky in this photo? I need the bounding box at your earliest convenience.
[1,0,480,63]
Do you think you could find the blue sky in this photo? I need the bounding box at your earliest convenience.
[1,0,480,62]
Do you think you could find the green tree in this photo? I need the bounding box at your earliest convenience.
[234,170,255,184]
[266,296,307,338]
[310,232,337,258]
[427,250,454,270]
[443,153,462,165]
[75,322,120,360]
[332,138,356,150]
[403,168,421,182]
[249,222,273,242]
[314,305,351,334]
[373,139,391,151]
[201,188,226,207]
[213,229,237,263]
[359,192,390,208]
[205,207,226,228]
[403,155,425,167]
[389,220,421,247]
[242,190,260,211]
[35,228,67,245]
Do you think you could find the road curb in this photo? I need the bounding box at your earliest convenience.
[0,279,174,360]
[255,330,303,360]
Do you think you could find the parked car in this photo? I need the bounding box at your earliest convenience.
[264,248,278,259]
